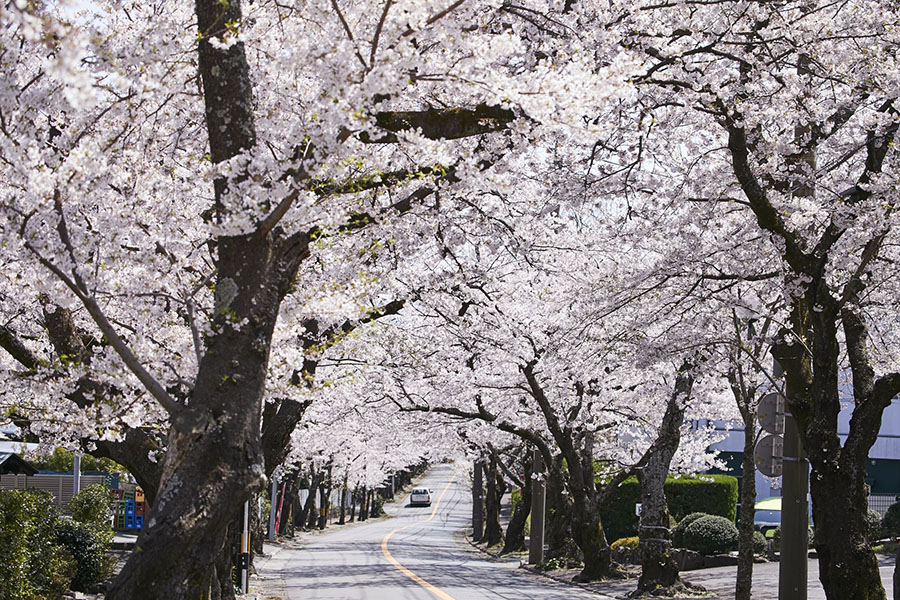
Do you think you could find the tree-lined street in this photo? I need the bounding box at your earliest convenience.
[2,0,900,597]
[256,465,599,600]
[256,465,896,600]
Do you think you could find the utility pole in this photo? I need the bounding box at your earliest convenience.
[267,476,278,542]
[73,453,81,496]
[529,449,546,565]
[779,47,813,598]
[472,460,484,542]
[775,359,809,600]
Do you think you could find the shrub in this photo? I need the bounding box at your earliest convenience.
[771,524,816,551]
[611,536,640,550]
[874,541,899,555]
[681,515,739,555]
[0,490,73,600]
[672,512,710,548]
[600,474,738,543]
[54,519,113,591]
[883,502,900,537]
[752,530,767,555]
[865,509,882,542]
[70,484,113,534]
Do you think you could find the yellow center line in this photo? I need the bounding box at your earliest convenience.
[380,472,458,600]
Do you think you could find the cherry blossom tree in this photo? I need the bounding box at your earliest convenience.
[1,0,637,596]
[621,1,900,596]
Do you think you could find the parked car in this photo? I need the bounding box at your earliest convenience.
[754,495,812,536]
[410,487,432,506]
[754,496,782,534]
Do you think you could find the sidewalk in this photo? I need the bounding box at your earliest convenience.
[512,552,896,599]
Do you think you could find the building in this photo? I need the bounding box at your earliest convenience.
[706,396,900,515]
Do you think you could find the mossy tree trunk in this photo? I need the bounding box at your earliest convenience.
[483,450,505,547]
[501,450,532,555]
[633,363,693,596]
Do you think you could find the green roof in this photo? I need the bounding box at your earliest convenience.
[0,452,38,476]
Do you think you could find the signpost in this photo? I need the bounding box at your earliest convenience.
[764,361,808,600]
[758,392,785,435]
[755,434,784,477]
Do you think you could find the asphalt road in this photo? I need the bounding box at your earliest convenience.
[255,463,599,600]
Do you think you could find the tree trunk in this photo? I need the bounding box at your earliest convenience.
[501,454,532,555]
[349,486,358,522]
[472,460,484,542]
[567,433,612,582]
[773,305,895,600]
[298,470,320,530]
[107,416,265,599]
[544,454,575,561]
[810,465,883,599]
[317,476,331,530]
[633,365,693,596]
[339,478,348,525]
[211,518,239,600]
[483,452,504,546]
[307,490,319,529]
[280,475,298,536]
[569,494,610,582]
[105,0,313,591]
[358,486,368,521]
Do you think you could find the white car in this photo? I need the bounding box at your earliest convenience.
[410,487,432,506]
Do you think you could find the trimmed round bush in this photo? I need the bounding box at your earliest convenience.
[611,536,640,550]
[771,524,816,551]
[672,512,710,548]
[865,509,882,542]
[54,519,113,592]
[682,515,739,555]
[883,502,900,537]
[752,530,767,555]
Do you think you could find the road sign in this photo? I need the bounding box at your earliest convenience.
[755,433,784,477]
[758,392,785,434]
[635,503,642,517]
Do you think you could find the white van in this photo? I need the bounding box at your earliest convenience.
[410,487,432,506]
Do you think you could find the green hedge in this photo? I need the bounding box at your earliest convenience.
[600,474,738,543]
[0,486,114,599]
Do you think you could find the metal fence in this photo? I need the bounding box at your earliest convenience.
[867,494,899,516]
[0,473,108,508]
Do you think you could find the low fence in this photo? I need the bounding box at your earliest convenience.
[867,494,899,517]
[0,473,109,508]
